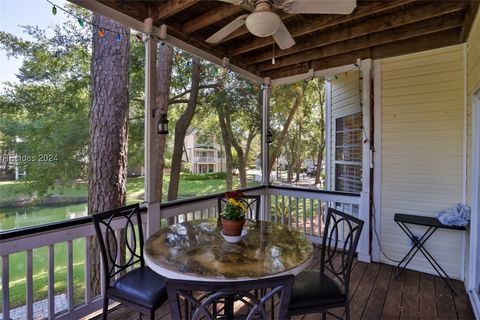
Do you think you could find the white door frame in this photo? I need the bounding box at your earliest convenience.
[468,88,480,318]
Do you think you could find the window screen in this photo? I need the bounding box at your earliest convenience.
[334,112,362,193]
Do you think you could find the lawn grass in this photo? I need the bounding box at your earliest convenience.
[0,173,253,207]
[0,173,260,310]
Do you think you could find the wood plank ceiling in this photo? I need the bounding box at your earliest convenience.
[99,0,478,80]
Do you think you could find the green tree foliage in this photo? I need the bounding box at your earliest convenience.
[0,8,146,195]
[0,10,91,195]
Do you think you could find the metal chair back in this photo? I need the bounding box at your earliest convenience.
[167,275,293,320]
[92,203,144,288]
[320,207,364,295]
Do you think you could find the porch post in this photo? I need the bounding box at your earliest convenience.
[144,18,161,236]
[358,59,372,262]
[261,77,271,221]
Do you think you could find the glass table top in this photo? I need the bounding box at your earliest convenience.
[144,219,313,281]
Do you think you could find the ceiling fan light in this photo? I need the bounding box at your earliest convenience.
[245,11,281,37]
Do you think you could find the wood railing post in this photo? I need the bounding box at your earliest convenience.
[143,18,161,236]
[261,77,271,221]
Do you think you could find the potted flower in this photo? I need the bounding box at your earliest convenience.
[221,191,247,236]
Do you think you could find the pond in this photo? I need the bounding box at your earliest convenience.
[0,203,88,231]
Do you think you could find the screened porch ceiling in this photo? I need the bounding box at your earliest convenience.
[90,0,477,80]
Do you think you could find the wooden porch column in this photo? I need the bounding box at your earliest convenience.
[144,18,161,236]
[261,77,271,221]
[358,59,372,262]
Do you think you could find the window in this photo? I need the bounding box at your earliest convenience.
[334,112,362,193]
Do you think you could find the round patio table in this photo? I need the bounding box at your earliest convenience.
[144,219,313,282]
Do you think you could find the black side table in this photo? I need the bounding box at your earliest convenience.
[394,213,466,295]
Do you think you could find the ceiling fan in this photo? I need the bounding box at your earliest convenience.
[206,0,357,50]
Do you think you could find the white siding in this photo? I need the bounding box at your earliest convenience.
[329,70,361,190]
[379,45,465,279]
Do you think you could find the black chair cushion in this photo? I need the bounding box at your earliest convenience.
[289,270,346,313]
[108,266,168,309]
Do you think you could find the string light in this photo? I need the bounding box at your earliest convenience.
[46,0,224,73]
[47,0,130,36]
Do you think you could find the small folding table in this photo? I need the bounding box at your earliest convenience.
[394,213,466,295]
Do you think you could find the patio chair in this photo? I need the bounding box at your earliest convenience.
[287,207,364,320]
[166,275,294,320]
[92,203,168,320]
[217,194,261,220]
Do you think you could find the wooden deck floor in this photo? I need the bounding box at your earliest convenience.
[91,246,475,320]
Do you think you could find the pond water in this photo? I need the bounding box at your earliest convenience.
[0,203,88,231]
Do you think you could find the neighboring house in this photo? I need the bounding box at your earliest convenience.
[183,129,226,174]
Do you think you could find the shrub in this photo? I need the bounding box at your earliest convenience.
[181,172,227,180]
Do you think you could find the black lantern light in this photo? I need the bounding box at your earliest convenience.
[157,113,169,135]
[266,129,273,144]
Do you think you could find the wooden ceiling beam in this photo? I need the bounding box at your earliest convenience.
[264,49,369,80]
[368,28,461,61]
[264,29,461,79]
[183,4,245,34]
[155,0,199,21]
[229,0,417,56]
[244,2,467,65]
[256,12,464,72]
[460,0,480,41]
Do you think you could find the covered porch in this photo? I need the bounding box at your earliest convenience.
[1,0,479,319]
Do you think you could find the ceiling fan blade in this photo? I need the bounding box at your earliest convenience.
[216,0,247,5]
[272,20,295,50]
[206,15,248,44]
[284,0,356,14]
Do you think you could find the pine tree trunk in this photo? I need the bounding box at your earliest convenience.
[88,14,130,296]
[167,57,201,201]
[154,45,173,201]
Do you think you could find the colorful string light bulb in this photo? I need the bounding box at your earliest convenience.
[52,5,57,15]
[98,29,105,38]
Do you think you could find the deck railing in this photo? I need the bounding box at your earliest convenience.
[266,185,361,244]
[0,185,360,320]
[192,156,219,163]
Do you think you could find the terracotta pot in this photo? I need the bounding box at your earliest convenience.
[221,218,246,236]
